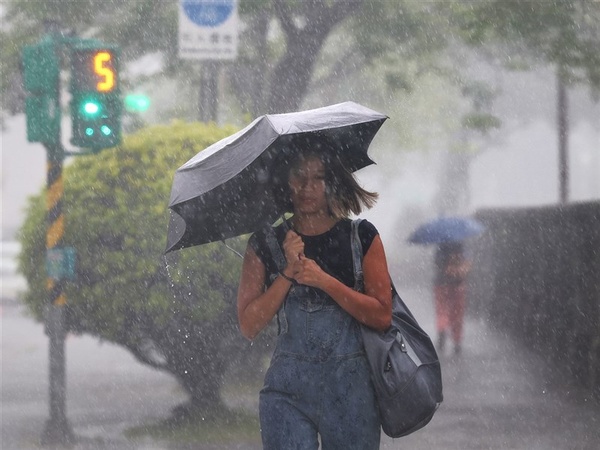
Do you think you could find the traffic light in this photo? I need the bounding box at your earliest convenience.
[70,45,121,150]
[125,94,151,113]
[22,40,61,144]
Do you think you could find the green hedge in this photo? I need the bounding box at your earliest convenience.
[18,122,253,412]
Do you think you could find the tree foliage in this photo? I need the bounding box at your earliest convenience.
[17,122,257,416]
[451,0,600,90]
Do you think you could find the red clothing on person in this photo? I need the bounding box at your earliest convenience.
[434,242,471,353]
[434,284,467,345]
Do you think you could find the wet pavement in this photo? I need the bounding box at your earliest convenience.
[2,283,600,449]
[1,298,188,450]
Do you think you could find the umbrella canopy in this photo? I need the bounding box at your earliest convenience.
[166,101,388,253]
[408,216,485,245]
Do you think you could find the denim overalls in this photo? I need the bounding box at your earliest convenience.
[259,226,380,450]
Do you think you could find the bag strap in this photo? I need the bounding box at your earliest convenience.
[352,221,427,366]
[263,225,286,273]
[351,219,365,292]
[351,218,399,302]
[262,224,289,335]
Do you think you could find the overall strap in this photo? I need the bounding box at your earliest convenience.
[351,219,365,292]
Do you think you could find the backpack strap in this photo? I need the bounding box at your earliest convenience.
[262,225,289,335]
[263,225,286,275]
[351,219,365,292]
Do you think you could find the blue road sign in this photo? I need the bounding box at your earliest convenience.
[46,247,76,280]
[182,0,234,27]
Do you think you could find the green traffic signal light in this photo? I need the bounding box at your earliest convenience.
[83,100,100,116]
[71,93,120,149]
[125,94,150,113]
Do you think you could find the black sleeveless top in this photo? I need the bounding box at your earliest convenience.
[249,218,379,288]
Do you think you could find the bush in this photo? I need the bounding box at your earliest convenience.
[18,121,258,415]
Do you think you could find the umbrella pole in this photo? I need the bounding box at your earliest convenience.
[220,215,291,260]
[221,240,244,259]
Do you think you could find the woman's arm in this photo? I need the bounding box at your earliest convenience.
[237,245,292,340]
[237,231,304,340]
[293,235,392,332]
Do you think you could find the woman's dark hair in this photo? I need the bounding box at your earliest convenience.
[271,135,378,219]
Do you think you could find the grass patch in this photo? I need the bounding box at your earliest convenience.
[126,407,261,446]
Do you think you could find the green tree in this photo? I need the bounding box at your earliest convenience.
[17,122,257,417]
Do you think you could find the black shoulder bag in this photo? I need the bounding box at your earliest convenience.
[351,219,443,438]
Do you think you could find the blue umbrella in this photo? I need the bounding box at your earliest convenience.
[408,216,485,245]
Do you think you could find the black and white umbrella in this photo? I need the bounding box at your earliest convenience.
[165,101,388,253]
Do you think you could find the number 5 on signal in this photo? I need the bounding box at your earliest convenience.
[94,51,115,92]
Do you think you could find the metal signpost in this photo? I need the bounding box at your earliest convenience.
[22,32,121,445]
[178,0,239,122]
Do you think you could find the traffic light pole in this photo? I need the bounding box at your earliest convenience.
[41,143,74,446]
[22,31,121,445]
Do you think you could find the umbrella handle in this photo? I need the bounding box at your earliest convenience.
[281,215,291,232]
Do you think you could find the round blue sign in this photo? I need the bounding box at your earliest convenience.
[182,0,234,27]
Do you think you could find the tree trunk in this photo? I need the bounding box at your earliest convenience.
[266,0,364,113]
[557,69,569,204]
[230,13,270,117]
[435,145,473,216]
[172,347,226,419]
[158,304,241,420]
[267,28,328,113]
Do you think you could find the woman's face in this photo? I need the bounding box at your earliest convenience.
[288,155,328,216]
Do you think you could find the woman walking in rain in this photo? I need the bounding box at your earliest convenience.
[434,242,471,355]
[237,136,392,449]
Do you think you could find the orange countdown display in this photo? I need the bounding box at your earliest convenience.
[71,49,118,93]
[94,51,115,92]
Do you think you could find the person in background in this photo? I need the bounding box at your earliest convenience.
[434,241,471,355]
[237,137,392,449]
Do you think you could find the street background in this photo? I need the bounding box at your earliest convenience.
[2,3,600,449]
